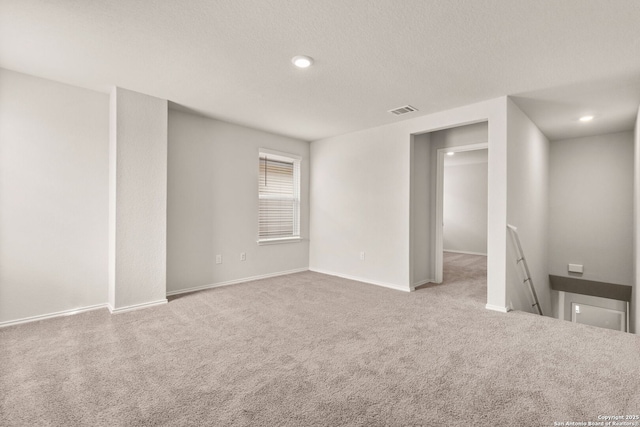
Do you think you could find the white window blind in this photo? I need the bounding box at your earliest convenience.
[258,151,300,242]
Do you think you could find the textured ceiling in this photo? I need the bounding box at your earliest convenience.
[1,0,639,141]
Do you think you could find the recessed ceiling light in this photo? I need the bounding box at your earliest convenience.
[579,115,594,122]
[292,55,313,68]
[447,152,455,156]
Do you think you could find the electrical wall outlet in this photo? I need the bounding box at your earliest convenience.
[240,252,246,261]
[359,251,365,261]
[216,254,222,264]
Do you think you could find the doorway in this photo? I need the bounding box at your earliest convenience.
[410,121,489,290]
[435,144,488,283]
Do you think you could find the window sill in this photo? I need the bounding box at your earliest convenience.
[257,237,302,245]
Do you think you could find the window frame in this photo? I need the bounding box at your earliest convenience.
[257,148,301,245]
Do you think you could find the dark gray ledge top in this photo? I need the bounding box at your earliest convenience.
[549,275,632,302]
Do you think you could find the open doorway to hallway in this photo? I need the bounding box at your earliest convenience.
[441,148,488,284]
[411,121,489,296]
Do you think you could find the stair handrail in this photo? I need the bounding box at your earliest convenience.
[507,224,543,316]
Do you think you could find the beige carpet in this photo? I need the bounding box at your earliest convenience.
[2,253,639,426]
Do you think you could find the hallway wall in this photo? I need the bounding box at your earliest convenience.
[506,99,551,315]
[443,150,488,255]
[549,131,633,287]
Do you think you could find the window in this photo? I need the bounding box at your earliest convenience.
[258,149,301,243]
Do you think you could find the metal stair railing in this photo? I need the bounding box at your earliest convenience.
[507,224,543,316]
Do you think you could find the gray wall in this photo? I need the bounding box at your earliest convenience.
[430,122,488,154]
[549,131,633,286]
[634,107,640,334]
[506,99,551,315]
[167,110,310,294]
[411,133,432,286]
[443,151,488,255]
[0,68,109,323]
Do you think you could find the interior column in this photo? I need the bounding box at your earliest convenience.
[108,87,168,312]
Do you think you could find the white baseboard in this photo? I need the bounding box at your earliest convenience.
[444,249,487,256]
[310,268,411,292]
[412,281,437,291]
[166,268,309,297]
[108,299,168,314]
[0,303,109,328]
[412,279,437,288]
[485,303,510,313]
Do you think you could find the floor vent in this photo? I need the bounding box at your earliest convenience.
[388,105,418,116]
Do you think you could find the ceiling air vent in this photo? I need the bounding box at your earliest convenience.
[388,105,418,116]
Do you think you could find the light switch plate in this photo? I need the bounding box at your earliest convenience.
[568,264,583,274]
